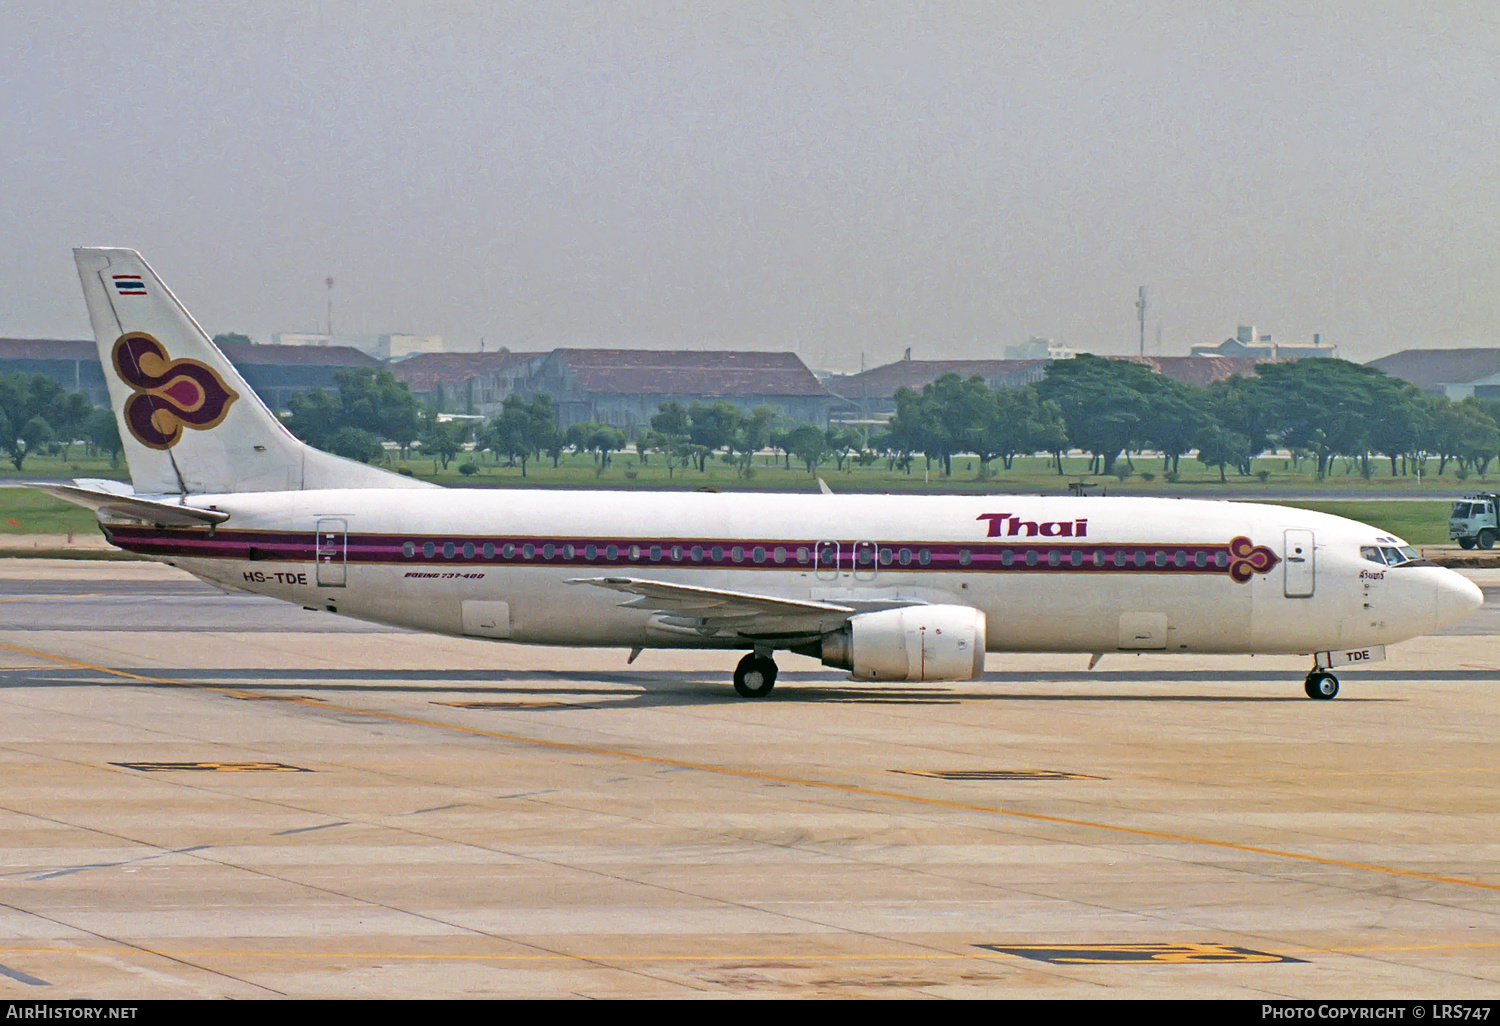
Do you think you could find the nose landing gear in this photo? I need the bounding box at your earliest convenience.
[733,652,778,697]
[1304,670,1339,700]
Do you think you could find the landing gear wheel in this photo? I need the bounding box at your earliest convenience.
[1479,529,1496,550]
[1459,537,1477,550]
[1304,671,1339,700]
[733,652,778,698]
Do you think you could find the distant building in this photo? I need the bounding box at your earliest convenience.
[271,331,444,361]
[1367,348,1500,398]
[521,349,837,434]
[215,342,382,410]
[0,339,110,406]
[1191,325,1336,360]
[1004,337,1078,361]
[1118,355,1271,388]
[389,351,546,417]
[0,338,380,412]
[829,355,1269,424]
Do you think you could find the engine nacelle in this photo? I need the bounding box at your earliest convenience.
[815,605,987,682]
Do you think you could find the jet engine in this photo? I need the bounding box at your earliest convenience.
[809,605,987,682]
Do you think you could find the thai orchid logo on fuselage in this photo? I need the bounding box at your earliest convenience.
[112,333,239,450]
[1227,536,1280,582]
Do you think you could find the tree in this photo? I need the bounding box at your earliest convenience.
[731,405,778,475]
[420,408,468,471]
[85,407,123,466]
[688,401,742,472]
[1196,425,1253,483]
[786,423,829,474]
[326,426,384,463]
[982,386,1068,471]
[211,332,254,348]
[1254,360,1397,479]
[1205,374,1276,476]
[1428,397,1499,475]
[1139,376,1208,476]
[825,425,864,471]
[565,420,628,469]
[283,368,421,457]
[649,401,694,478]
[0,374,75,470]
[485,394,556,476]
[1037,355,1157,476]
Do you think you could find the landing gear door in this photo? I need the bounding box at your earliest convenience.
[316,518,348,588]
[1284,529,1314,598]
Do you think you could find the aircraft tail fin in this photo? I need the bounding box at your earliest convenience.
[72,248,433,495]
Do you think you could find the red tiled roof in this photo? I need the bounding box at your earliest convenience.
[1121,356,1272,387]
[551,349,830,397]
[389,351,541,391]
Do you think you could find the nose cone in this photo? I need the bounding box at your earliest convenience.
[1434,570,1485,630]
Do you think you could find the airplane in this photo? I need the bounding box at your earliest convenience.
[37,247,1483,701]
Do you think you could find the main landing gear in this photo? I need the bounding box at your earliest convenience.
[1304,669,1340,700]
[733,652,778,698]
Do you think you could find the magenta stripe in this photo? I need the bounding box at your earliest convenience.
[104,526,1251,578]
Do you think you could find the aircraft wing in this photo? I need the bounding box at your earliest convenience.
[567,576,855,639]
[31,483,230,528]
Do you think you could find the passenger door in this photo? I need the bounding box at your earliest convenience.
[315,518,348,588]
[1284,529,1314,598]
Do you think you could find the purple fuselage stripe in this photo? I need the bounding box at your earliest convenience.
[102,527,1248,577]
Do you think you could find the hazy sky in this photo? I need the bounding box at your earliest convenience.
[2,1,1497,368]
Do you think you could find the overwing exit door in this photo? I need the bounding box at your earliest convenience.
[1284,529,1314,598]
[316,518,347,587]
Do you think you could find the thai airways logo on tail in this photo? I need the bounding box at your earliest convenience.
[111,332,239,449]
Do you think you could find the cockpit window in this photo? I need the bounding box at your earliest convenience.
[1364,545,1423,566]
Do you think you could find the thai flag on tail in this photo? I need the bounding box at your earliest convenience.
[113,275,147,295]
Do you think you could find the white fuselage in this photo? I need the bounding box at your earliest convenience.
[101,489,1481,658]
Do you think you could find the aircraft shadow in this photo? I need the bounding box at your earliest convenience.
[0,667,1401,709]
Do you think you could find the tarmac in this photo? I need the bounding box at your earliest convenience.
[0,556,1497,998]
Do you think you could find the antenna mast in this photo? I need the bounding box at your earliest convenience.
[1136,286,1148,357]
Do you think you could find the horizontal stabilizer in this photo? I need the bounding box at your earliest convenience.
[33,483,230,528]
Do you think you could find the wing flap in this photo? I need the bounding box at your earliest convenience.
[568,576,854,638]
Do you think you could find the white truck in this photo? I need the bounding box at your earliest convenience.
[1450,493,1500,549]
